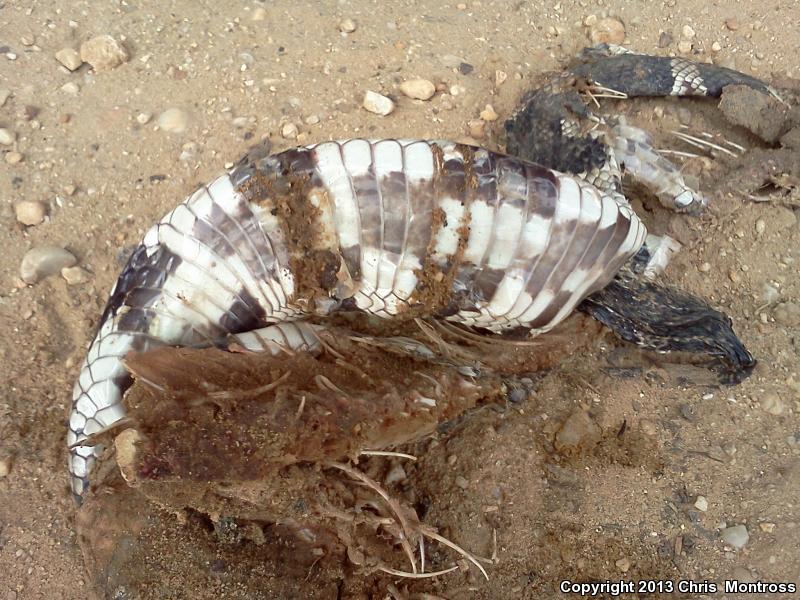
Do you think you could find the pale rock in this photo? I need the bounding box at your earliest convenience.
[555,410,601,452]
[694,496,709,512]
[760,393,785,416]
[14,201,47,225]
[0,128,15,145]
[589,17,626,45]
[20,246,77,284]
[339,18,357,33]
[774,302,800,327]
[468,119,486,139]
[61,82,80,94]
[720,525,749,549]
[682,25,696,39]
[55,48,83,71]
[479,104,498,121]
[5,151,23,165]
[80,35,129,71]
[158,108,189,133]
[399,78,435,100]
[362,91,395,116]
[61,266,91,285]
[281,122,298,139]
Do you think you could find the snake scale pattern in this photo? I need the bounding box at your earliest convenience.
[68,46,770,498]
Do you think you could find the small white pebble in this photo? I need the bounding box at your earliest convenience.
[136,112,151,125]
[0,128,16,145]
[14,201,47,226]
[281,122,298,139]
[80,35,129,71]
[682,24,696,39]
[339,18,357,33]
[694,496,709,512]
[158,108,189,134]
[399,78,436,101]
[61,81,80,94]
[61,266,91,285]
[479,104,499,121]
[720,524,749,550]
[5,151,23,164]
[362,90,395,116]
[54,47,83,71]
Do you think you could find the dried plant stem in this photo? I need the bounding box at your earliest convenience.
[360,450,418,461]
[378,565,459,579]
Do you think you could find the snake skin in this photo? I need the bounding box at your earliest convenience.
[68,139,646,497]
[505,45,777,214]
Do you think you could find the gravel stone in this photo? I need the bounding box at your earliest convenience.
[61,266,91,285]
[5,151,23,165]
[399,78,435,100]
[0,458,10,478]
[555,410,601,452]
[440,54,466,69]
[158,108,189,133]
[362,91,394,116]
[281,122,298,139]
[760,392,785,416]
[0,128,15,145]
[468,119,486,139]
[80,35,129,71]
[773,302,800,327]
[480,104,498,121]
[55,48,82,71]
[458,62,474,75]
[136,112,151,125]
[682,25,696,39]
[338,18,357,33]
[589,17,626,45]
[20,246,77,284]
[14,201,47,226]
[61,82,80,94]
[720,524,749,549]
[615,558,631,573]
[694,496,709,512]
[678,40,693,53]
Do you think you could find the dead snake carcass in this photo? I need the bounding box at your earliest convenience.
[68,49,762,500]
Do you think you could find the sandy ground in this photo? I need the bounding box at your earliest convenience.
[1,1,799,598]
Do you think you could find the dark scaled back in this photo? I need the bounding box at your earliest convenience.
[578,262,756,383]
